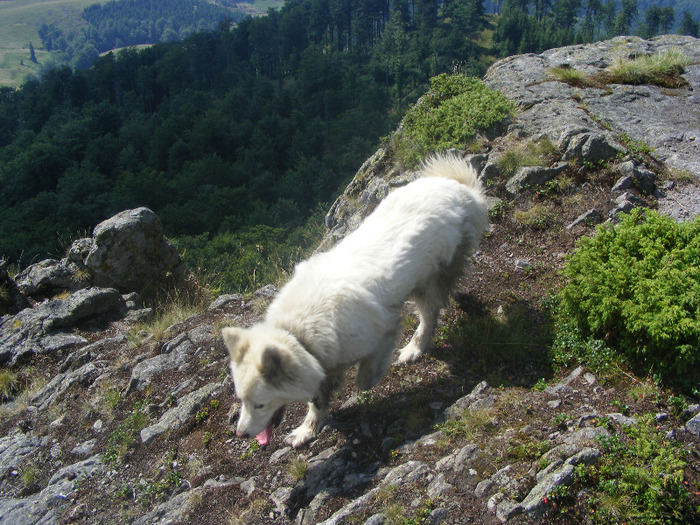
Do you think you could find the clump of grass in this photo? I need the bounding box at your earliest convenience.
[0,368,19,401]
[130,287,209,342]
[287,457,309,481]
[436,406,496,441]
[551,50,693,91]
[605,49,692,88]
[549,65,604,89]
[496,137,559,177]
[514,204,556,230]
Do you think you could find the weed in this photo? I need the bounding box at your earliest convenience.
[287,457,308,480]
[436,406,496,441]
[104,400,149,464]
[514,204,556,230]
[203,431,213,448]
[240,440,260,460]
[0,368,18,401]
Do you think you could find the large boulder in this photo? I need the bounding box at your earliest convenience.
[85,207,189,296]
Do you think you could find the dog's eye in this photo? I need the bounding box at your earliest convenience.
[254,403,265,409]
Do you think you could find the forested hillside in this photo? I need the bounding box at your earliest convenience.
[37,0,249,70]
[1,0,699,292]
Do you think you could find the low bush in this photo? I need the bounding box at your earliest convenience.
[394,74,516,167]
[558,209,700,390]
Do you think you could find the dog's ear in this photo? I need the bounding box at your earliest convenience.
[222,327,248,363]
[259,346,290,383]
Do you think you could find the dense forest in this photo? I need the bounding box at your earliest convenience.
[1,0,699,292]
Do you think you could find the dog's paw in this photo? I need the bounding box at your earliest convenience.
[397,342,422,363]
[285,426,315,448]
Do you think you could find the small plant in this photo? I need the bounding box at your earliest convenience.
[202,431,213,448]
[104,400,150,464]
[514,204,556,230]
[667,395,688,418]
[195,407,209,425]
[552,413,572,427]
[0,368,18,401]
[240,440,260,460]
[287,457,308,480]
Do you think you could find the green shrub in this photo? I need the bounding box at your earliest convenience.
[558,209,700,390]
[396,74,516,166]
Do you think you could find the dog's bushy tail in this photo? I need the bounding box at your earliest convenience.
[420,152,482,192]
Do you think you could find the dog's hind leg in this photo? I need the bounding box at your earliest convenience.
[286,367,344,448]
[397,292,441,363]
[355,331,397,390]
[398,251,467,363]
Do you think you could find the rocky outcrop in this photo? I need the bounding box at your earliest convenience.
[86,207,189,296]
[323,35,700,246]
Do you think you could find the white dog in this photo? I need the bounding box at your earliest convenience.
[222,152,489,448]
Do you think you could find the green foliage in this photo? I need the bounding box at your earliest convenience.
[586,415,697,523]
[104,400,150,464]
[558,209,700,390]
[395,74,516,167]
[0,368,18,401]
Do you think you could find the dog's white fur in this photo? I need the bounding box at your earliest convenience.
[222,152,489,447]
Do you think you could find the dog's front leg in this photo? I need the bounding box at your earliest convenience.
[286,401,327,448]
[285,367,343,448]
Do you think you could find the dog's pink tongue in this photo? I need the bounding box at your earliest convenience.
[256,421,274,446]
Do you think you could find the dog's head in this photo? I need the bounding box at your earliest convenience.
[222,325,324,445]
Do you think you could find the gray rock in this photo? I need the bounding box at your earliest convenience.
[15,259,85,298]
[70,439,96,457]
[140,382,225,445]
[0,430,46,478]
[297,489,338,525]
[132,487,202,525]
[0,287,125,365]
[522,463,575,517]
[505,163,568,194]
[606,412,637,427]
[475,465,512,498]
[85,207,189,296]
[0,455,102,525]
[127,338,193,393]
[496,499,523,523]
[427,472,453,499]
[443,381,491,420]
[686,412,700,436]
[270,486,295,515]
[208,293,243,310]
[381,461,431,488]
[30,362,101,411]
[567,209,603,230]
[316,487,380,525]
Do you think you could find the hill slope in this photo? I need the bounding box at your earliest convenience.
[0,35,699,524]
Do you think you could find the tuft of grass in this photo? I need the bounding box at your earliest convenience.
[287,457,309,481]
[496,137,559,177]
[104,400,150,464]
[129,288,209,342]
[0,368,19,401]
[514,204,557,230]
[549,65,604,89]
[605,49,692,88]
[436,406,496,441]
